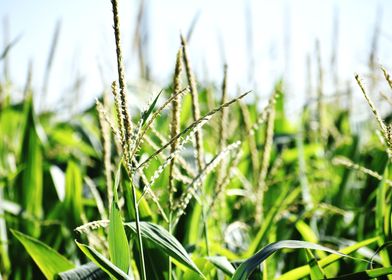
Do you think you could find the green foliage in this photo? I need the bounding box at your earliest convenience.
[76,241,131,280]
[125,222,204,277]
[1,4,392,278]
[232,240,352,280]
[109,202,130,274]
[11,229,74,279]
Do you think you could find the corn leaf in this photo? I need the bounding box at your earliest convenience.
[108,201,130,274]
[17,97,43,236]
[57,262,107,280]
[11,229,74,279]
[277,237,378,280]
[328,266,392,280]
[305,249,326,280]
[232,240,358,280]
[206,256,236,276]
[125,221,204,277]
[76,241,131,280]
[64,160,83,228]
[141,89,163,125]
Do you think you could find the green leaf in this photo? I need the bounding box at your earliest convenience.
[375,166,392,267]
[108,202,130,273]
[232,240,357,280]
[11,229,74,279]
[206,256,235,276]
[125,221,204,277]
[57,262,107,280]
[246,188,301,256]
[305,249,326,280]
[16,98,43,235]
[64,160,83,228]
[295,220,318,244]
[141,90,163,125]
[49,165,65,201]
[76,241,131,280]
[277,237,379,280]
[49,125,96,157]
[328,266,392,280]
[182,256,213,280]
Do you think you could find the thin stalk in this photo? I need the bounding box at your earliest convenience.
[96,99,113,209]
[201,204,210,256]
[111,0,132,149]
[239,100,259,181]
[315,40,325,141]
[131,180,146,280]
[305,54,312,104]
[355,74,391,157]
[0,182,10,273]
[42,20,61,107]
[382,67,392,91]
[168,47,183,280]
[23,60,33,99]
[333,156,392,186]
[111,0,145,278]
[168,213,173,280]
[256,93,276,224]
[331,8,340,103]
[213,64,228,246]
[217,65,228,178]
[181,34,204,171]
[3,16,9,82]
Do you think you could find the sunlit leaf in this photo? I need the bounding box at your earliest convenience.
[76,241,131,280]
[108,202,130,273]
[11,229,74,279]
[232,240,357,280]
[125,221,204,277]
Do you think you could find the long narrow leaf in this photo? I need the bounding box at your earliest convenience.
[277,237,378,280]
[232,240,362,280]
[17,97,43,235]
[108,202,130,274]
[76,241,131,280]
[64,160,83,228]
[306,249,326,280]
[206,256,236,276]
[125,221,204,277]
[57,262,107,280]
[11,229,75,279]
[328,266,392,280]
[140,90,163,125]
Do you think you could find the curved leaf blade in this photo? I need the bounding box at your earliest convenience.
[57,262,107,280]
[125,221,204,277]
[328,266,392,280]
[305,249,326,280]
[232,240,359,280]
[206,256,236,276]
[76,241,130,280]
[11,229,74,279]
[277,237,378,280]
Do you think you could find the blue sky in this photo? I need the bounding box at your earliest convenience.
[1,0,392,113]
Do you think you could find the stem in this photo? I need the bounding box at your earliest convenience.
[201,199,210,256]
[131,181,146,280]
[168,213,173,280]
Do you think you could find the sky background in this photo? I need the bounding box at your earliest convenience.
[1,0,392,114]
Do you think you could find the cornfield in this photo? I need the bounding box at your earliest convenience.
[1,0,392,279]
